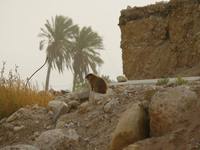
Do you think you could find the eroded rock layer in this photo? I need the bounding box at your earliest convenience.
[119,0,200,79]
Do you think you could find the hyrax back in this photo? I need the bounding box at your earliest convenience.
[85,73,107,94]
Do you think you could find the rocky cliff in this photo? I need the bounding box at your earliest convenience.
[119,0,200,79]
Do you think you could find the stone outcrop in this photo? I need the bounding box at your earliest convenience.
[110,102,149,150]
[149,86,199,136]
[119,0,200,79]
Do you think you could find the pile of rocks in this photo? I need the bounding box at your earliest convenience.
[1,82,200,150]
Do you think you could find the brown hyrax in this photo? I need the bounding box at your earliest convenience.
[85,73,107,94]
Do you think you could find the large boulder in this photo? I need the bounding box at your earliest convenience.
[123,121,200,150]
[35,129,80,150]
[123,132,179,150]
[149,86,199,136]
[109,102,149,150]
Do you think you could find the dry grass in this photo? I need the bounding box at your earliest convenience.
[0,62,53,119]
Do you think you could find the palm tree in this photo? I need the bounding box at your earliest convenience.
[39,15,78,91]
[71,26,104,91]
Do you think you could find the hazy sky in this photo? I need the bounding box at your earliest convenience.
[0,0,162,90]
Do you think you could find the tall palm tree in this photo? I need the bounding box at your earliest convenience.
[71,26,104,91]
[39,15,78,91]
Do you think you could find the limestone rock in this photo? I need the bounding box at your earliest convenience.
[89,89,114,105]
[68,100,80,109]
[13,125,25,132]
[104,99,119,113]
[122,136,166,150]
[48,100,69,122]
[58,89,90,103]
[0,118,6,124]
[6,108,24,122]
[120,0,200,79]
[0,144,39,150]
[75,89,90,102]
[110,102,149,150]
[150,86,199,136]
[123,128,191,150]
[56,114,75,129]
[35,129,80,150]
[78,101,90,113]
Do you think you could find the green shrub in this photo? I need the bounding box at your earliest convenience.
[175,76,188,85]
[156,78,169,86]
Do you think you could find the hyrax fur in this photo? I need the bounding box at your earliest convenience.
[85,73,107,94]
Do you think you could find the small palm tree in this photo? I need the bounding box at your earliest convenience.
[39,15,78,91]
[71,26,104,91]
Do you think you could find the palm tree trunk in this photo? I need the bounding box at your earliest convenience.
[72,73,77,92]
[45,64,52,91]
[25,57,48,88]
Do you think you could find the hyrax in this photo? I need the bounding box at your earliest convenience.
[85,73,107,94]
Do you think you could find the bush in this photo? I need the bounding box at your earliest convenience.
[175,76,188,85]
[156,78,169,86]
[0,62,53,119]
[74,80,89,92]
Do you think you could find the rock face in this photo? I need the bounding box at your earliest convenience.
[119,0,200,79]
[110,102,149,150]
[149,86,199,136]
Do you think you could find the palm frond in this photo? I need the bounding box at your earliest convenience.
[71,26,104,87]
[39,15,78,73]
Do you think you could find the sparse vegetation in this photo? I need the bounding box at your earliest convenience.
[74,80,89,92]
[156,78,169,86]
[155,1,168,4]
[0,62,53,119]
[175,76,188,85]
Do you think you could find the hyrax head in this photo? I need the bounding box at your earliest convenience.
[85,73,95,81]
